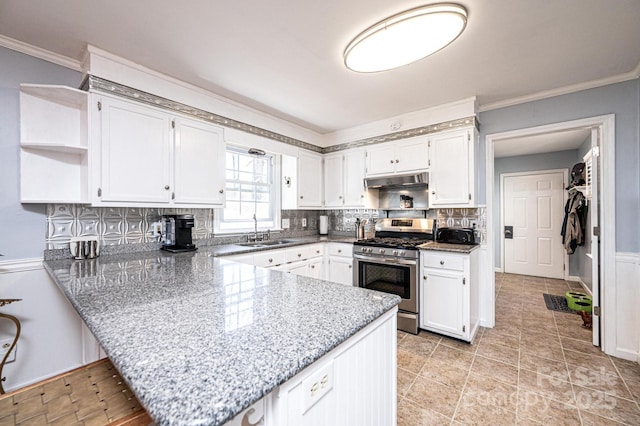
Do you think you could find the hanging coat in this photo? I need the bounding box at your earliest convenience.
[561,190,587,254]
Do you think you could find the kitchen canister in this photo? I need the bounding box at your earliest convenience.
[319,215,328,235]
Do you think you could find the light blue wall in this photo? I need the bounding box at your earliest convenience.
[479,79,640,253]
[493,149,578,268]
[0,47,82,260]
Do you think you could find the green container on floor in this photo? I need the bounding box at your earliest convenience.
[565,291,592,312]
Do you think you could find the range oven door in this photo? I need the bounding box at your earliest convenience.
[353,254,417,314]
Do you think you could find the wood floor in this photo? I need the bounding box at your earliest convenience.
[0,360,150,426]
[397,273,640,425]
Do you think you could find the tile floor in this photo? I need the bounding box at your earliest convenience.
[397,273,640,425]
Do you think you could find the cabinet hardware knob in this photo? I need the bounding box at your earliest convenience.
[432,191,436,195]
[361,194,364,198]
[349,265,352,268]
[219,189,224,193]
[339,195,342,199]
[311,265,315,269]
[268,258,273,263]
[164,185,170,190]
[338,249,342,253]
[389,160,394,164]
[423,276,427,280]
[298,253,302,257]
[300,195,304,199]
[440,260,445,265]
[395,159,399,163]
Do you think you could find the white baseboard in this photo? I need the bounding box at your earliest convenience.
[494,267,503,273]
[4,363,84,393]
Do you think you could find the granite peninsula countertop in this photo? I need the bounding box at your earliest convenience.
[43,247,399,426]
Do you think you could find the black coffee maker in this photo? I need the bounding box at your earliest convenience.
[161,214,197,252]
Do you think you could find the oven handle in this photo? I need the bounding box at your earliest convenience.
[353,255,418,266]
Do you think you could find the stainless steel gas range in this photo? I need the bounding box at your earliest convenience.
[353,218,436,334]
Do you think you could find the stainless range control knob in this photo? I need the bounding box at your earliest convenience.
[379,249,385,254]
[400,251,405,256]
[393,250,398,255]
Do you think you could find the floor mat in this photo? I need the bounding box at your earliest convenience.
[543,293,574,314]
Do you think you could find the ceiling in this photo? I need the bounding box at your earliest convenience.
[1,0,639,135]
[493,128,592,158]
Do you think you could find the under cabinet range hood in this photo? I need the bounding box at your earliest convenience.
[364,172,428,189]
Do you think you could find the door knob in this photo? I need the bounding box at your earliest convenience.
[164,185,170,190]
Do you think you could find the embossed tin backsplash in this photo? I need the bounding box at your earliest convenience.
[45,204,485,250]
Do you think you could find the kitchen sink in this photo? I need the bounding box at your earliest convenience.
[237,239,296,248]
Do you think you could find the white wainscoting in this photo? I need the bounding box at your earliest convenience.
[614,252,640,361]
[0,258,90,391]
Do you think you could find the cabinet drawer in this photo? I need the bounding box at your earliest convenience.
[307,243,324,258]
[422,253,465,271]
[328,243,353,257]
[285,246,310,263]
[254,250,286,267]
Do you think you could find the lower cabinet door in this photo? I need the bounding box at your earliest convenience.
[421,270,465,337]
[308,257,323,279]
[285,261,310,277]
[328,257,353,286]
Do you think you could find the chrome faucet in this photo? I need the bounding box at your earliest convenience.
[247,214,267,242]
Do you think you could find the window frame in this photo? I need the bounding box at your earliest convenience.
[214,144,281,234]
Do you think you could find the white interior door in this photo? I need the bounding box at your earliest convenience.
[503,172,565,279]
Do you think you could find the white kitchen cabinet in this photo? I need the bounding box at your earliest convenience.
[172,117,226,205]
[298,150,323,208]
[272,309,396,426]
[324,149,376,208]
[428,128,477,207]
[365,136,428,177]
[19,84,89,203]
[308,257,324,279]
[327,243,354,286]
[323,153,344,207]
[420,249,479,342]
[91,93,226,207]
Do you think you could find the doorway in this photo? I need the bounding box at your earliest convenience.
[501,170,567,279]
[485,115,616,353]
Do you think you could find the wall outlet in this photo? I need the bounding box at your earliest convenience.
[301,218,307,227]
[0,338,17,364]
[282,218,290,229]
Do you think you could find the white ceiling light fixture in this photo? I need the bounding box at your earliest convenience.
[344,3,468,73]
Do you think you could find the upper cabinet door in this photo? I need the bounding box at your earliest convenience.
[173,118,225,206]
[429,129,473,207]
[365,137,428,176]
[395,137,429,173]
[298,150,323,207]
[98,96,171,203]
[323,153,344,207]
[366,144,396,176]
[344,149,367,206]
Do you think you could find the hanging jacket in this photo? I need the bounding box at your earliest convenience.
[561,190,587,254]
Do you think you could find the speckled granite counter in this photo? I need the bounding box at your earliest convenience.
[209,235,356,257]
[418,241,480,253]
[43,248,399,426]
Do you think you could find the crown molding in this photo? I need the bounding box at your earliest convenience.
[0,34,82,71]
[479,70,640,113]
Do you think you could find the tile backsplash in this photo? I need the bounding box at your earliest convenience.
[45,204,486,250]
